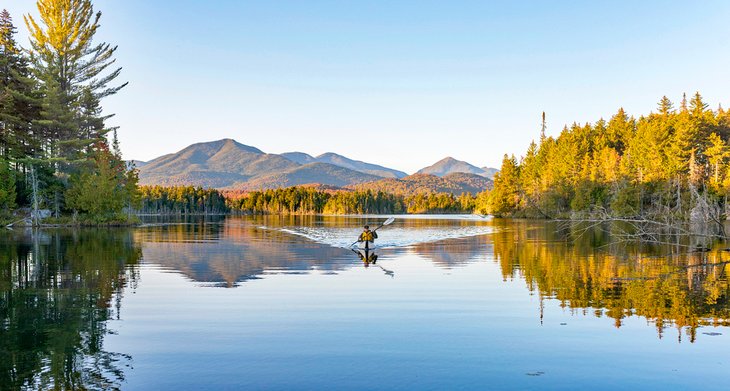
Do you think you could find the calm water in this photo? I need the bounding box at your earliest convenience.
[2,216,730,390]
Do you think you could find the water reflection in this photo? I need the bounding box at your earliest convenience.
[407,234,491,268]
[134,218,355,287]
[490,219,730,341]
[133,216,492,286]
[3,215,729,391]
[0,229,140,390]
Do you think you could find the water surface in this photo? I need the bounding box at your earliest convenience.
[2,216,729,390]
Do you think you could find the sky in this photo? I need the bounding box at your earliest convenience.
[4,0,730,173]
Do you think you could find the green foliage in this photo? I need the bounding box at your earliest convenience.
[139,185,229,215]
[65,144,139,223]
[488,155,520,216]
[490,93,730,219]
[0,157,16,211]
[224,187,476,215]
[0,4,137,224]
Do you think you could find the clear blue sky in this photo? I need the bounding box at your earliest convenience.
[5,0,730,173]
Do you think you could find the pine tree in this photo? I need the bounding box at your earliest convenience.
[0,156,16,211]
[689,92,708,117]
[705,132,728,186]
[0,9,40,161]
[657,96,673,116]
[24,0,127,162]
[65,142,139,222]
[21,0,133,219]
[606,108,634,154]
[540,111,546,141]
[489,154,521,216]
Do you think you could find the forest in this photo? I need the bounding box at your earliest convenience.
[485,95,730,221]
[6,2,730,224]
[0,2,138,224]
[137,186,480,216]
[137,186,228,215]
[227,187,477,215]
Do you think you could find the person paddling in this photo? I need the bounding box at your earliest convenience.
[358,225,378,250]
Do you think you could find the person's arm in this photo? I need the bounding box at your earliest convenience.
[373,231,378,239]
[358,232,364,241]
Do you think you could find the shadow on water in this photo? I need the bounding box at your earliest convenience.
[0,228,141,391]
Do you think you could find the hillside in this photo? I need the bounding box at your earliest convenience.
[416,157,489,177]
[138,139,299,187]
[347,173,491,195]
[281,151,406,178]
[227,163,382,190]
[280,152,317,165]
[136,139,497,193]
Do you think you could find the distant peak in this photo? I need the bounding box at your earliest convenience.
[316,152,341,158]
[206,138,263,154]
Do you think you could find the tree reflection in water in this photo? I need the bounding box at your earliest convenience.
[490,219,730,342]
[0,229,140,390]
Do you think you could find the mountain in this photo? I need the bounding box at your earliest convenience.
[347,173,492,195]
[138,139,381,189]
[138,139,299,187]
[280,152,317,165]
[281,151,407,178]
[480,167,499,179]
[416,157,489,177]
[136,139,493,193]
[230,163,382,190]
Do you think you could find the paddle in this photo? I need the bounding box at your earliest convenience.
[349,217,395,247]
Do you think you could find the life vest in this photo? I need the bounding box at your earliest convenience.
[360,230,374,242]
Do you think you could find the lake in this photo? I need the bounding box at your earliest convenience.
[2,215,729,390]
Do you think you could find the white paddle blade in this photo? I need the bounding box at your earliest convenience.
[383,217,395,226]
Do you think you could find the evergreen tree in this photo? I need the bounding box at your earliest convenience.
[0,156,16,211]
[705,132,728,186]
[0,9,40,161]
[489,154,521,216]
[65,143,139,222]
[658,96,673,116]
[689,92,709,118]
[492,93,730,220]
[24,0,127,163]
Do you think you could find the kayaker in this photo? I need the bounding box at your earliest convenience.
[358,225,378,250]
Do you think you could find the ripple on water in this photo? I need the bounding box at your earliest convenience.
[275,224,493,248]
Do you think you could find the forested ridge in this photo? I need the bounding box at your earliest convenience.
[485,95,730,220]
[0,1,139,224]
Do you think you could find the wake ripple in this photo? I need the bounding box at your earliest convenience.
[277,225,492,249]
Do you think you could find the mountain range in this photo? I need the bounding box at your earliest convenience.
[136,139,497,194]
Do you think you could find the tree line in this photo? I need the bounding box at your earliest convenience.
[226,187,477,215]
[484,94,730,221]
[137,185,228,215]
[0,1,138,224]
